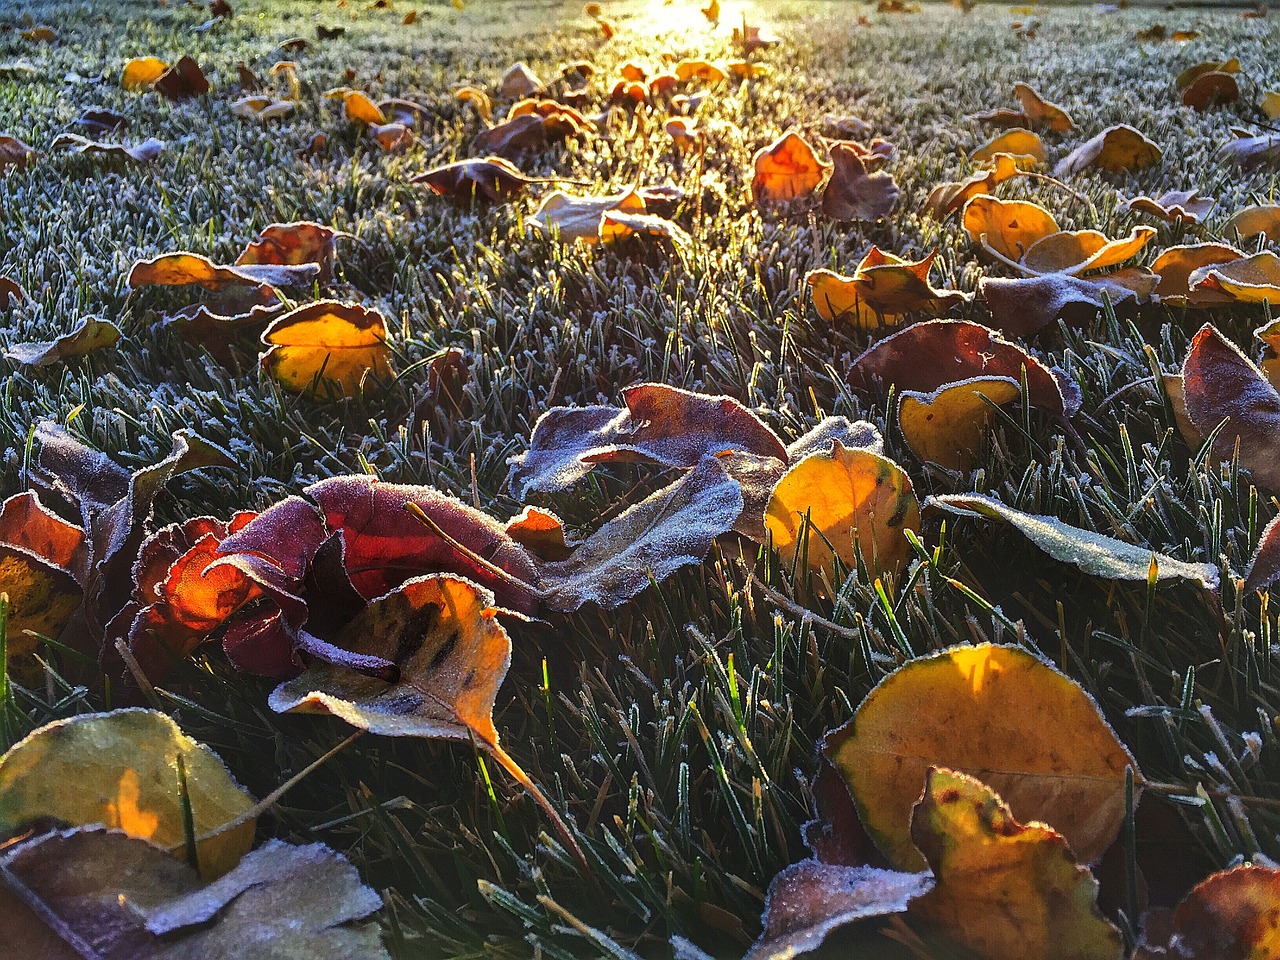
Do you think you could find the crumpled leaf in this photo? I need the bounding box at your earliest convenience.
[260,300,393,395]
[982,269,1157,337]
[157,301,283,363]
[538,455,745,610]
[908,767,1124,960]
[230,96,294,121]
[529,187,647,244]
[1135,865,1280,959]
[509,98,592,137]
[898,376,1021,471]
[846,319,1074,416]
[1175,57,1240,91]
[824,643,1141,873]
[963,195,1059,263]
[821,143,898,221]
[31,424,235,647]
[471,113,549,155]
[1120,189,1214,225]
[765,442,920,587]
[0,491,85,656]
[412,157,532,203]
[1223,204,1280,242]
[805,247,968,327]
[0,829,390,959]
[970,127,1046,165]
[5,316,121,366]
[751,131,831,207]
[1181,323,1280,493]
[599,210,692,252]
[504,506,572,561]
[1151,243,1243,307]
[121,56,168,90]
[1054,124,1162,176]
[236,221,344,284]
[507,382,787,499]
[0,710,255,878]
[929,492,1220,590]
[1188,251,1280,304]
[500,61,543,99]
[154,56,210,101]
[128,253,320,291]
[925,153,1020,220]
[50,133,164,163]
[745,861,933,960]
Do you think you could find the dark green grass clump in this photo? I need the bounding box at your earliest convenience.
[2,0,1280,956]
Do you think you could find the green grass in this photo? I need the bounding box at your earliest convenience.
[3,0,1280,956]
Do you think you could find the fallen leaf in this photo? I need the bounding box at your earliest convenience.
[412,156,531,202]
[925,153,1021,220]
[929,493,1220,590]
[1219,129,1280,169]
[599,209,692,251]
[236,221,344,284]
[230,96,294,121]
[154,55,210,101]
[846,319,1073,415]
[751,131,831,207]
[898,376,1021,471]
[338,89,388,124]
[0,492,84,655]
[1015,225,1156,277]
[909,767,1124,959]
[500,61,542,99]
[1120,189,1214,224]
[1135,865,1280,959]
[369,121,414,151]
[508,98,592,138]
[471,112,547,155]
[1245,514,1280,594]
[157,301,283,362]
[1181,323,1280,492]
[49,132,164,163]
[0,135,36,174]
[970,127,1047,165]
[1263,91,1280,118]
[504,506,572,561]
[1175,57,1241,91]
[764,442,920,587]
[805,247,968,327]
[962,194,1059,262]
[1054,124,1162,176]
[1013,81,1073,131]
[20,27,57,43]
[674,59,727,84]
[1188,251,1280,304]
[821,143,898,221]
[982,269,1157,337]
[728,60,771,79]
[1151,243,1243,306]
[260,300,393,396]
[1222,204,1280,243]
[666,117,698,150]
[507,382,787,499]
[1181,71,1239,111]
[75,107,129,134]
[128,252,320,291]
[0,829,390,958]
[5,316,121,365]
[826,643,1140,873]
[745,861,933,960]
[455,84,493,124]
[528,187,647,244]
[0,709,255,877]
[0,276,27,308]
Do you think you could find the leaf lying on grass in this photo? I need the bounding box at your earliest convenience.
[1135,865,1280,959]
[5,316,121,366]
[261,301,393,395]
[1054,124,1162,176]
[128,253,320,291]
[897,376,1021,471]
[0,709,255,878]
[824,643,1140,872]
[50,133,164,163]
[981,269,1157,337]
[412,157,532,202]
[751,131,830,207]
[805,248,967,327]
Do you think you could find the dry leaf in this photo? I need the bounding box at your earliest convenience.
[1120,189,1214,224]
[369,121,414,151]
[1135,865,1280,959]
[230,96,294,121]
[1222,204,1280,242]
[0,135,36,174]
[751,131,831,208]
[1054,124,1162,176]
[0,490,84,655]
[122,56,169,90]
[412,157,531,202]
[504,506,572,561]
[962,194,1059,262]
[1013,81,1073,131]
[471,113,547,156]
[0,276,27,309]
[925,153,1020,220]
[1151,243,1244,307]
[909,767,1124,960]
[970,127,1047,165]
[1245,514,1280,594]
[154,56,210,101]
[981,269,1157,337]
[1188,251,1280,304]
[260,300,393,395]
[528,187,647,244]
[1175,57,1241,90]
[5,316,121,365]
[1014,225,1156,277]
[128,252,320,291]
[500,61,543,99]
[825,643,1140,872]
[1181,323,1280,492]
[1181,71,1239,111]
[599,210,692,252]
[821,143,898,222]
[21,27,57,43]
[805,247,968,327]
[764,442,920,587]
[898,376,1021,471]
[0,709,255,878]
[236,221,345,284]
[1219,129,1280,170]
[455,84,493,124]
[674,59,727,84]
[50,132,164,163]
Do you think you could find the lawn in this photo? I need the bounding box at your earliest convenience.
[2,0,1280,956]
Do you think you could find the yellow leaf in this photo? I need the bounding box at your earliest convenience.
[674,59,727,83]
[962,195,1059,262]
[1151,242,1244,306]
[1054,124,1162,176]
[342,89,387,124]
[121,56,168,91]
[806,247,968,326]
[764,442,920,587]
[0,550,80,654]
[529,187,646,244]
[1018,225,1155,277]
[1188,251,1280,304]
[0,709,256,878]
[1262,91,1280,119]
[898,376,1021,471]
[1012,81,1073,132]
[455,84,493,124]
[908,767,1124,960]
[1223,204,1280,243]
[261,300,393,395]
[751,131,831,207]
[824,643,1140,872]
[970,127,1046,165]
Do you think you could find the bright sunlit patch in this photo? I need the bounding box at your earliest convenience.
[951,645,1003,694]
[105,768,161,839]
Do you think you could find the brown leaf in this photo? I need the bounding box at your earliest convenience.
[1120,189,1214,224]
[806,247,968,327]
[154,55,209,101]
[846,318,1074,416]
[1151,243,1244,307]
[506,382,787,500]
[1182,71,1239,111]
[50,133,164,163]
[411,157,532,203]
[74,108,129,135]
[1055,124,1162,176]
[0,491,85,656]
[1245,513,1280,594]
[981,268,1157,337]
[157,301,283,363]
[0,135,36,174]
[821,143,898,222]
[1182,323,1280,491]
[471,112,548,156]
[1219,129,1280,170]
[500,61,542,99]
[236,222,344,284]
[0,275,27,308]
[1136,865,1280,959]
[5,316,121,366]
[1222,204,1280,242]
[751,131,831,208]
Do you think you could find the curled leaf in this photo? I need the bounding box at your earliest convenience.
[1120,189,1214,225]
[529,187,647,244]
[412,156,531,203]
[1151,243,1244,307]
[50,133,164,163]
[805,247,968,327]
[5,316,121,366]
[1188,251,1280,304]
[963,195,1059,263]
[821,143,898,222]
[1137,865,1280,959]
[1054,124,1162,176]
[1222,204,1280,243]
[122,56,168,90]
[982,268,1157,337]
[154,56,210,101]
[128,253,320,291]
[970,127,1046,165]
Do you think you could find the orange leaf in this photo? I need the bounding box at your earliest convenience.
[260,300,393,395]
[751,131,831,207]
